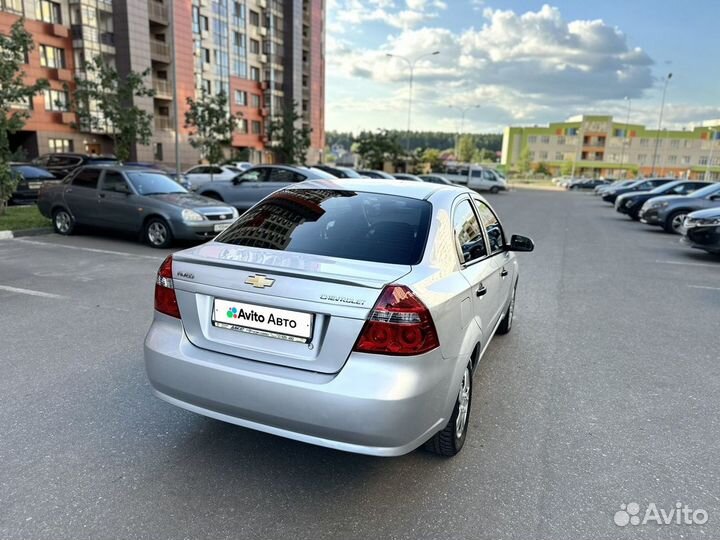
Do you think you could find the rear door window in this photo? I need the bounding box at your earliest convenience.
[71,168,101,189]
[215,189,432,265]
[268,168,305,183]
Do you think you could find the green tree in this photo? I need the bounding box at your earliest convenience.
[560,159,574,176]
[68,56,154,162]
[457,134,476,163]
[354,129,402,169]
[0,19,49,214]
[267,102,312,164]
[518,146,532,175]
[422,148,442,170]
[534,162,550,175]
[185,90,241,166]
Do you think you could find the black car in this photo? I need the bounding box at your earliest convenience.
[33,153,118,179]
[601,178,674,203]
[567,178,610,190]
[681,207,720,254]
[614,180,712,220]
[313,165,364,178]
[8,163,61,204]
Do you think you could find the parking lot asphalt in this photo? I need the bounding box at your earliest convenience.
[1,189,719,540]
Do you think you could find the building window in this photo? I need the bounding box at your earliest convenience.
[527,136,537,144]
[251,120,261,134]
[1,0,23,14]
[670,139,679,148]
[699,155,709,165]
[239,119,248,133]
[234,31,246,48]
[48,138,74,153]
[556,136,565,145]
[566,128,578,136]
[554,152,563,160]
[202,79,211,93]
[233,59,247,77]
[639,138,649,146]
[43,89,69,111]
[250,66,260,81]
[682,155,691,164]
[192,6,200,33]
[153,142,163,161]
[39,45,66,69]
[637,154,647,164]
[203,48,211,63]
[251,94,261,108]
[539,151,548,160]
[233,2,245,19]
[250,39,259,54]
[667,155,677,164]
[200,15,209,31]
[249,10,259,25]
[540,136,550,144]
[234,90,247,106]
[36,0,62,23]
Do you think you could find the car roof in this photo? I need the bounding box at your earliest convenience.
[75,164,162,173]
[290,177,469,200]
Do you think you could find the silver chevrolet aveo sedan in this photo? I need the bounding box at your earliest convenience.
[145,179,534,457]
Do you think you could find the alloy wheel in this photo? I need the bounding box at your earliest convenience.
[55,211,71,234]
[148,222,168,246]
[455,367,471,439]
[671,213,687,232]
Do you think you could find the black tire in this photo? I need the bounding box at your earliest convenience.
[144,217,173,248]
[489,186,500,194]
[663,210,688,234]
[425,363,472,457]
[52,207,75,235]
[497,282,516,335]
[203,191,223,201]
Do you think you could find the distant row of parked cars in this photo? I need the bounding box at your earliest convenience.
[593,178,720,255]
[23,153,509,248]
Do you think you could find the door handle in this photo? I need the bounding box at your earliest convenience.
[501,268,509,278]
[65,188,73,193]
[98,193,106,199]
[476,285,487,297]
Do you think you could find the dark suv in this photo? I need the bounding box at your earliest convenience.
[33,153,118,179]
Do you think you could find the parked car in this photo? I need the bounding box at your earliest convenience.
[231,161,254,171]
[595,179,635,195]
[313,165,364,178]
[601,178,674,203]
[33,153,118,179]
[356,169,396,179]
[393,173,424,182]
[615,181,712,220]
[419,174,454,185]
[37,165,238,248]
[144,179,534,457]
[124,162,193,190]
[196,165,336,210]
[445,167,508,193]
[183,165,244,189]
[567,179,610,190]
[680,207,720,254]
[638,182,720,233]
[8,163,61,204]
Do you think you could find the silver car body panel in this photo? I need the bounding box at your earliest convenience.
[145,180,518,455]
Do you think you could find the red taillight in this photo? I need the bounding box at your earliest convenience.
[154,255,180,318]
[353,285,439,356]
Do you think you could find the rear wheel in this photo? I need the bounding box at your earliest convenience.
[489,186,500,194]
[145,218,173,248]
[425,364,472,457]
[52,208,75,235]
[664,210,688,234]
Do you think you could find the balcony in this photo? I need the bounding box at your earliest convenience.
[150,39,171,63]
[152,78,173,98]
[148,1,169,24]
[155,117,173,130]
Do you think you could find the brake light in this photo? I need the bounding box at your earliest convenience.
[154,255,180,318]
[353,285,439,356]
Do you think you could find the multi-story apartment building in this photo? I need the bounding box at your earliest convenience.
[1,0,325,168]
[502,115,720,180]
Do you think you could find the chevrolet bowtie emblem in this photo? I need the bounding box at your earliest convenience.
[245,274,275,288]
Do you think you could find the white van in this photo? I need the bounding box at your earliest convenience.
[445,166,508,193]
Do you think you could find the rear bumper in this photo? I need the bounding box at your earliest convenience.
[144,315,455,456]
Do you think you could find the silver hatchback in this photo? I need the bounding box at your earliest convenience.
[144,180,534,457]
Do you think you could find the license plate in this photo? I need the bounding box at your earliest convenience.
[213,223,231,233]
[28,182,42,190]
[212,299,314,343]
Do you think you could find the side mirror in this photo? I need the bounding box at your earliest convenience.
[508,234,534,252]
[709,194,720,201]
[232,176,243,185]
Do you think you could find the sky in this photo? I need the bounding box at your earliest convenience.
[324,0,720,134]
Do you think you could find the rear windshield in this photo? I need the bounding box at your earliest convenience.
[215,189,432,265]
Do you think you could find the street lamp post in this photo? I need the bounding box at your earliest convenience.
[706,128,717,181]
[650,72,672,176]
[449,104,479,157]
[619,96,632,178]
[386,51,440,154]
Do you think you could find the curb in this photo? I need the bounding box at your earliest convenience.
[0,227,53,239]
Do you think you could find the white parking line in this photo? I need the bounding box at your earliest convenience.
[14,238,164,261]
[688,285,720,291]
[654,259,720,269]
[0,285,66,299]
